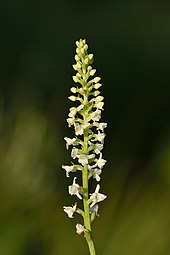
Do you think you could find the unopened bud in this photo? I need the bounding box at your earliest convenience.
[72,76,79,83]
[90,69,96,76]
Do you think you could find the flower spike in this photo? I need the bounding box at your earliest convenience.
[62,39,107,255]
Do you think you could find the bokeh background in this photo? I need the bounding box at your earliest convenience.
[0,0,170,254]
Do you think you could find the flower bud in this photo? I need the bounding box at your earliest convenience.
[72,64,78,70]
[90,69,96,76]
[88,54,93,60]
[84,58,89,65]
[72,76,79,83]
[75,55,80,61]
[94,83,102,89]
[70,87,77,93]
[68,96,77,101]
[93,77,101,83]
[93,91,100,97]
[84,44,88,51]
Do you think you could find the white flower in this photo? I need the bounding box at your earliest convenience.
[93,96,104,110]
[69,105,84,118]
[95,96,104,103]
[68,177,82,200]
[63,203,77,218]
[74,123,84,135]
[64,137,77,150]
[88,163,102,181]
[67,117,76,127]
[71,147,80,159]
[92,168,102,181]
[96,101,104,110]
[93,122,107,131]
[91,131,106,144]
[68,107,77,117]
[76,223,85,235]
[94,143,104,154]
[90,184,107,207]
[77,154,95,165]
[62,165,74,177]
[74,121,90,136]
[89,110,101,122]
[96,153,107,169]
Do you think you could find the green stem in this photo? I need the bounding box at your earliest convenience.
[82,128,97,255]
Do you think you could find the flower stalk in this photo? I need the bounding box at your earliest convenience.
[62,39,107,255]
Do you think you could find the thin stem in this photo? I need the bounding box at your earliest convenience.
[82,128,97,255]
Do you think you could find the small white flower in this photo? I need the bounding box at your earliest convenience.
[69,177,82,199]
[93,168,102,181]
[91,168,102,182]
[62,165,74,177]
[69,105,83,118]
[64,137,77,150]
[68,107,77,117]
[95,96,104,103]
[63,203,77,218]
[94,143,104,154]
[77,154,95,165]
[90,110,101,122]
[91,131,106,144]
[90,184,107,207]
[97,122,107,131]
[71,147,80,159]
[96,153,107,169]
[96,101,104,110]
[74,123,84,136]
[66,117,76,127]
[76,223,85,235]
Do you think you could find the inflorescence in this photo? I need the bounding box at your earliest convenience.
[62,39,107,238]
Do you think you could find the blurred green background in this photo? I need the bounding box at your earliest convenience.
[0,0,170,254]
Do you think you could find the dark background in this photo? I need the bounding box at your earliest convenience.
[0,0,170,254]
